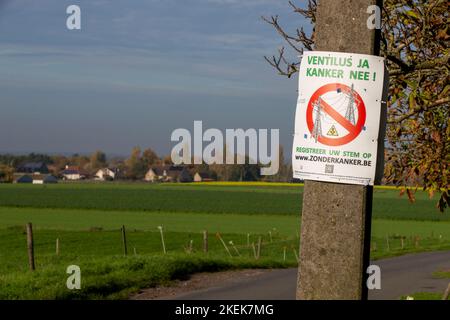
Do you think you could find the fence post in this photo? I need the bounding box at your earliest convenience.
[26,223,35,271]
[256,236,262,260]
[203,230,208,253]
[121,225,128,256]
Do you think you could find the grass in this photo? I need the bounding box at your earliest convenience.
[0,207,300,235]
[0,227,297,299]
[0,228,299,271]
[0,254,294,300]
[1,225,448,299]
[0,182,449,299]
[1,207,450,239]
[0,183,448,221]
[432,271,450,279]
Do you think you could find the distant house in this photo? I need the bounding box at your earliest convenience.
[46,164,59,175]
[95,168,119,181]
[61,165,85,180]
[144,165,192,183]
[167,166,192,183]
[32,174,58,184]
[13,174,33,184]
[16,162,49,174]
[144,166,167,182]
[193,172,215,182]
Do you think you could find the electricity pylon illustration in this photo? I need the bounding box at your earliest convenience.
[345,84,356,125]
[311,97,323,143]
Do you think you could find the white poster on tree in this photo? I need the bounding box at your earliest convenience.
[292,51,387,185]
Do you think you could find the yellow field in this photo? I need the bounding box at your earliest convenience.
[184,181,417,191]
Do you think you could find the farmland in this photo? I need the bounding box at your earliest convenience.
[0,183,448,221]
[0,182,449,299]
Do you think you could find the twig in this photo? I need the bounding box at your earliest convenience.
[216,233,232,257]
[229,241,240,257]
[443,282,450,300]
[252,242,257,259]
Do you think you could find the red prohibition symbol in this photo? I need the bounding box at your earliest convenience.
[306,83,366,146]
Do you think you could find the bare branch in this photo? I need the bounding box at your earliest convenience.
[263,47,298,78]
[261,15,303,53]
[289,0,317,22]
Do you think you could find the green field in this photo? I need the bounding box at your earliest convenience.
[0,183,448,221]
[0,183,449,299]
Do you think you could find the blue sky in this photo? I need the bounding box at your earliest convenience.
[0,0,310,157]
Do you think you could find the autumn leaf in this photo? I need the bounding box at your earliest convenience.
[405,10,420,20]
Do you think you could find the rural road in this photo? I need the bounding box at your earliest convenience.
[163,251,450,300]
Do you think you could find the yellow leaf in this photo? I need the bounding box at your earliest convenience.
[405,10,420,19]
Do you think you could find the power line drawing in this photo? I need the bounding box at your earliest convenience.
[344,83,357,125]
[311,97,323,142]
[310,83,360,143]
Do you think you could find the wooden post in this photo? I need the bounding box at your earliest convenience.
[56,238,60,255]
[203,230,208,253]
[121,225,127,256]
[297,0,383,300]
[256,236,262,260]
[386,234,390,251]
[189,239,193,253]
[26,223,35,271]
